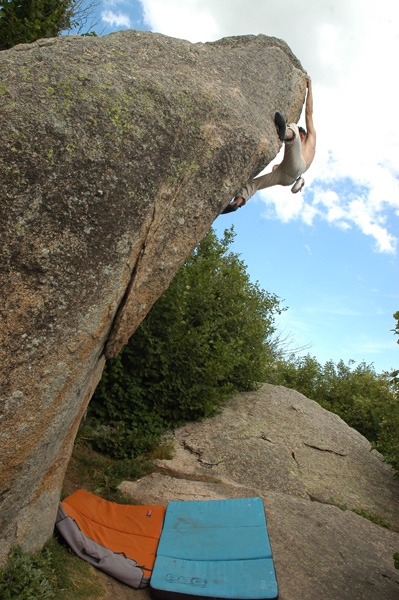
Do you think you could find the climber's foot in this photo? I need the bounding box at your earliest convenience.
[291,177,305,194]
[221,197,245,214]
[274,112,287,141]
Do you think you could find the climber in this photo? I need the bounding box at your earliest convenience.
[221,76,316,214]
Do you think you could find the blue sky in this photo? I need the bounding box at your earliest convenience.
[72,0,399,374]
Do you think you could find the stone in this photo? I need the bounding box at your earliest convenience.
[0,31,306,560]
[120,384,399,600]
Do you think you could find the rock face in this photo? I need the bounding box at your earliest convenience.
[0,31,306,560]
[120,384,399,600]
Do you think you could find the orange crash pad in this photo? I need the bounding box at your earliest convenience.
[56,489,165,588]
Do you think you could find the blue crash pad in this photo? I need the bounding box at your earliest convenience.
[150,497,278,600]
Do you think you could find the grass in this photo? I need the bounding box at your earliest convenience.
[0,435,177,600]
[328,497,392,529]
[62,434,174,503]
[48,536,106,600]
[0,537,106,600]
[351,508,391,529]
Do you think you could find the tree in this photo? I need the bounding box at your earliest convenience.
[88,227,284,458]
[0,0,73,49]
[267,350,399,475]
[390,312,399,568]
[0,0,101,50]
[377,311,399,473]
[391,310,399,380]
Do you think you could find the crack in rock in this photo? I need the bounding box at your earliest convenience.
[198,458,226,469]
[304,442,347,456]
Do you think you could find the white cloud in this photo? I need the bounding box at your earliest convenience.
[101,9,131,28]
[104,0,127,6]
[140,0,218,42]
[348,338,398,356]
[347,198,397,253]
[314,189,345,224]
[260,180,397,253]
[301,202,319,227]
[139,0,399,253]
[260,186,304,223]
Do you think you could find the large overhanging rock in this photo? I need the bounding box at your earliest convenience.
[0,30,306,560]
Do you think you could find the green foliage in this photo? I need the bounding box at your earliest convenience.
[88,227,283,459]
[351,509,391,529]
[394,552,399,569]
[329,499,392,528]
[64,436,157,502]
[268,356,393,440]
[392,311,399,341]
[48,536,105,600]
[266,353,399,474]
[0,0,75,50]
[390,311,399,381]
[0,545,56,599]
[0,536,107,600]
[379,311,399,472]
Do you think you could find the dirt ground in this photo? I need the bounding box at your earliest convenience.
[97,571,152,600]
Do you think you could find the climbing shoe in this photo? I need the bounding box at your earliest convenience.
[221,203,239,214]
[274,112,287,141]
[291,177,305,194]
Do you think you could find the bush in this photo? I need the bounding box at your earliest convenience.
[88,227,284,458]
[0,535,108,600]
[377,311,399,472]
[267,354,399,473]
[0,545,55,599]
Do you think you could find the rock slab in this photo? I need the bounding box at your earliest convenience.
[120,384,399,600]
